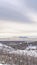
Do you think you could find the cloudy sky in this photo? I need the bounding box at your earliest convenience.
[0,0,37,38]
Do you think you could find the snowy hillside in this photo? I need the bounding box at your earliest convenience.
[0,42,37,57]
[0,43,15,54]
[12,45,37,57]
[0,43,37,64]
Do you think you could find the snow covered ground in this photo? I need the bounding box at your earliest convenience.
[0,43,15,54]
[0,42,37,57]
[0,43,37,64]
[12,45,37,57]
[0,63,18,65]
[0,64,9,65]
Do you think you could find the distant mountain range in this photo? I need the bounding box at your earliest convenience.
[18,36,28,38]
[0,36,37,42]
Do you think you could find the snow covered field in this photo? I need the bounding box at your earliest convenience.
[0,42,37,65]
[0,42,37,57]
[11,45,37,57]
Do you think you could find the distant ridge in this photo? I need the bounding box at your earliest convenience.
[0,37,37,42]
[19,36,28,38]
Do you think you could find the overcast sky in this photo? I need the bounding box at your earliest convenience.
[0,0,37,38]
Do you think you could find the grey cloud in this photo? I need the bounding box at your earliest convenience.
[0,0,34,23]
[25,0,37,11]
[0,6,31,23]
